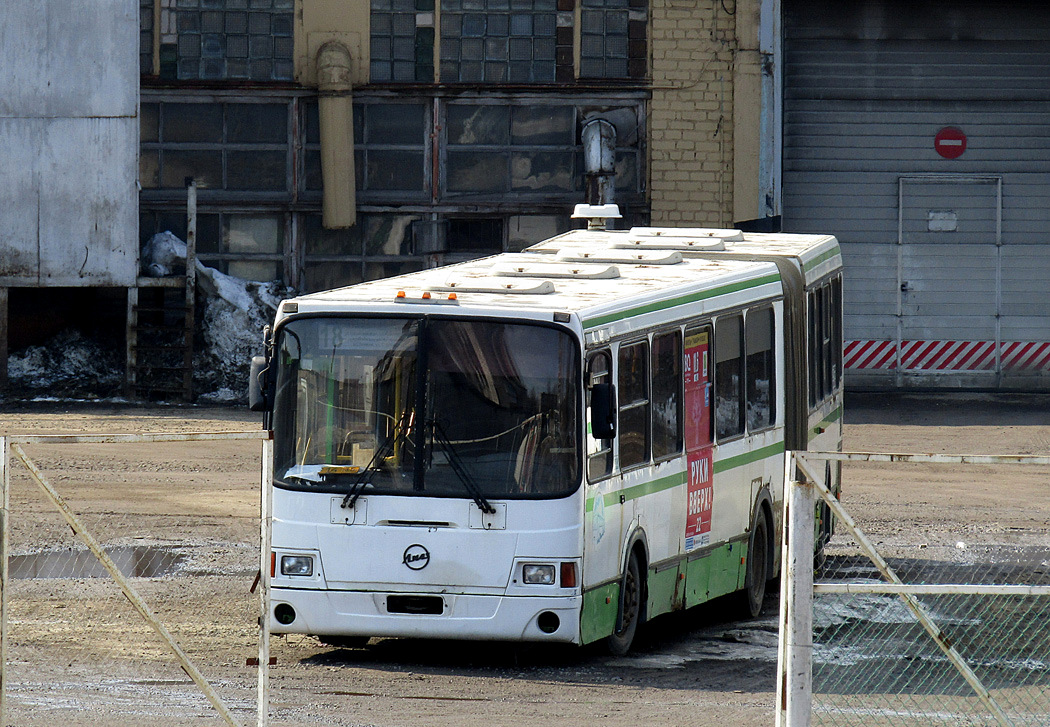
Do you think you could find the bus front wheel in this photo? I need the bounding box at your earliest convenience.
[606,552,643,656]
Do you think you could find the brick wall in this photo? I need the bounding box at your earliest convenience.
[649,0,739,227]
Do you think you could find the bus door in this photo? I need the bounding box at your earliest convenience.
[584,350,624,591]
[712,313,755,544]
[742,306,777,520]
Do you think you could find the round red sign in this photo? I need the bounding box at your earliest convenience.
[934,127,967,159]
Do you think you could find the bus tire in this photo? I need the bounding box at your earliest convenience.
[814,501,831,572]
[741,511,771,619]
[606,552,643,656]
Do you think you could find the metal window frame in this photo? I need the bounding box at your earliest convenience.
[140,93,300,200]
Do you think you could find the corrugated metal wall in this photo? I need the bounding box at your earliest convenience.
[782,0,1050,389]
[0,1,139,287]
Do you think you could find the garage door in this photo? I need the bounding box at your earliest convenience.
[782,0,1050,389]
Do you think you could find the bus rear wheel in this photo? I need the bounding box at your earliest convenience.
[741,512,770,619]
[606,552,643,656]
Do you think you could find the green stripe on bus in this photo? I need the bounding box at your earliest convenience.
[584,443,785,512]
[585,471,685,513]
[712,441,786,474]
[808,405,843,442]
[620,471,686,504]
[582,274,781,330]
[802,247,840,273]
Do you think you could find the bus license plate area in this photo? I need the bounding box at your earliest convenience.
[386,594,445,615]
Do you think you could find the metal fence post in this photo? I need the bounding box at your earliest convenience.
[777,452,813,727]
[0,435,7,727]
[257,435,273,727]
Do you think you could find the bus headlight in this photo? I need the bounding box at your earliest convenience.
[522,564,556,585]
[281,554,315,576]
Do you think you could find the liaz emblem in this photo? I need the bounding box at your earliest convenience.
[402,544,430,570]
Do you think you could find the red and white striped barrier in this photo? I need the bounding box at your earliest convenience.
[843,340,896,370]
[1001,342,1050,371]
[844,341,1050,371]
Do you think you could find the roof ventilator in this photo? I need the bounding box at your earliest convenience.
[572,203,622,232]
[556,249,684,266]
[492,262,620,279]
[431,278,557,295]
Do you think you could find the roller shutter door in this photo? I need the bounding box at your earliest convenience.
[782,0,1050,389]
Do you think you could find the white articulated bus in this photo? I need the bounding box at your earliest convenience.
[249,216,843,653]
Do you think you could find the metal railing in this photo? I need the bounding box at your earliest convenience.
[777,450,1050,727]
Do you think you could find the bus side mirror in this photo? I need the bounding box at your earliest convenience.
[590,382,616,440]
[248,355,273,412]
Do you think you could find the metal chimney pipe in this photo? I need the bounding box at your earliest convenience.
[581,119,616,207]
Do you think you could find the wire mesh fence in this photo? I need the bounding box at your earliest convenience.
[1,433,269,727]
[782,451,1050,727]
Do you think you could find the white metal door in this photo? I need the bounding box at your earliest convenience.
[896,175,1002,387]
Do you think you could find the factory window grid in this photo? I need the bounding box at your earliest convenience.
[139,96,302,283]
[141,0,294,81]
[299,96,646,207]
[140,100,293,194]
[140,91,647,291]
[297,94,646,289]
[579,0,647,79]
[369,0,434,82]
[438,0,560,83]
[371,0,646,83]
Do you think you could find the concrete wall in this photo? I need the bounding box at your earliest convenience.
[0,1,139,287]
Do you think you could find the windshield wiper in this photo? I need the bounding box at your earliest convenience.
[339,426,409,510]
[429,421,496,515]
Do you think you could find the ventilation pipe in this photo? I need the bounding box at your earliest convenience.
[316,41,356,228]
[581,119,617,207]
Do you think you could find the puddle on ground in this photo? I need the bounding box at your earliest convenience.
[10,546,186,579]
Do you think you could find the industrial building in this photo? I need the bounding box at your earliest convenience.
[1,0,1048,395]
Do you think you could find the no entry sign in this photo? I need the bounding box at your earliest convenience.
[935,127,967,159]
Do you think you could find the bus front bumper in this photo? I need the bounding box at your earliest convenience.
[270,587,582,644]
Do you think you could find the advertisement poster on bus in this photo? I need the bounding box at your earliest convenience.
[685,448,713,550]
[684,329,712,551]
[684,330,710,451]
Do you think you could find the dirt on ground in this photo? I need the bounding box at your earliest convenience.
[0,392,1047,726]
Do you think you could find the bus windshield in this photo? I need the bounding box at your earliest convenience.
[272,316,580,499]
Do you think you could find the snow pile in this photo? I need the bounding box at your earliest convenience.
[7,232,290,403]
[193,267,286,403]
[8,330,125,398]
[148,232,291,403]
[141,231,188,277]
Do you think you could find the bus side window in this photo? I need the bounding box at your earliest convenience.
[806,287,823,405]
[830,276,843,391]
[715,314,745,440]
[587,351,614,481]
[808,290,819,406]
[820,285,833,396]
[745,307,775,431]
[652,330,683,460]
[618,341,651,468]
